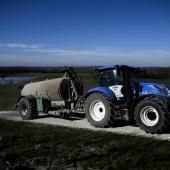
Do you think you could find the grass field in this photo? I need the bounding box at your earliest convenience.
[0,84,20,110]
[1,119,170,169]
[142,78,170,85]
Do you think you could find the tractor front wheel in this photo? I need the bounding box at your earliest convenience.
[135,100,170,133]
[85,93,113,128]
[18,96,38,120]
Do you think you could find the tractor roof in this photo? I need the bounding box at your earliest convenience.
[97,66,115,71]
[96,65,138,72]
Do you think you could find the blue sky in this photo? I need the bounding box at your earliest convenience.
[0,0,170,66]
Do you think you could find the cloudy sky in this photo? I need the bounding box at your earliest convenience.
[0,0,170,66]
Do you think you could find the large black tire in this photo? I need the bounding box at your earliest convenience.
[85,93,114,128]
[18,96,38,120]
[134,100,170,134]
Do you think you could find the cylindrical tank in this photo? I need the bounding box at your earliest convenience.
[21,78,70,101]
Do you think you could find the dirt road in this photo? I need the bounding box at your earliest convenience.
[1,111,170,141]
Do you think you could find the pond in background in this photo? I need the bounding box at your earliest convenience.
[0,76,36,84]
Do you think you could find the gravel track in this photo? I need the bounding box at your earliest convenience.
[1,111,170,141]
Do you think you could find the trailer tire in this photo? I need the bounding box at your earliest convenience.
[135,100,170,134]
[85,93,114,128]
[18,96,38,120]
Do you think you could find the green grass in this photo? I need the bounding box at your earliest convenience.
[142,78,170,84]
[0,119,170,169]
[0,84,20,110]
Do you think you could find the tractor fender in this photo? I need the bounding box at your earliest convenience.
[85,87,116,101]
[17,95,34,107]
[17,95,34,103]
[131,94,167,117]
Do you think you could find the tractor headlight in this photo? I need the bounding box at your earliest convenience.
[164,86,170,96]
[167,89,170,96]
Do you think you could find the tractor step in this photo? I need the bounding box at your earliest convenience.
[114,105,130,121]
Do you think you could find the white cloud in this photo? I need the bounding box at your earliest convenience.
[0,42,170,66]
[0,43,42,49]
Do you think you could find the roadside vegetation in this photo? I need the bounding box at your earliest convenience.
[1,119,170,169]
[0,85,20,110]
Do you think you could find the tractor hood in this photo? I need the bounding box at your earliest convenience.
[140,82,170,97]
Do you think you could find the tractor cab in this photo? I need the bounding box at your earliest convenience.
[97,65,140,102]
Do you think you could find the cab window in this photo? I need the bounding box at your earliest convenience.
[100,70,123,87]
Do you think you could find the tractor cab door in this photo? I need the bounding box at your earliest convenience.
[123,68,140,103]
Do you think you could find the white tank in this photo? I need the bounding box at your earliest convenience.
[21,77,70,101]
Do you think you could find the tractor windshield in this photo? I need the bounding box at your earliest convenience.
[100,70,123,87]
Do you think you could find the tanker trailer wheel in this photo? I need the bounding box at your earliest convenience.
[85,93,114,128]
[18,96,38,120]
[134,100,170,134]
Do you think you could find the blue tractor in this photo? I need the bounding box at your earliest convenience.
[85,65,170,133]
[18,65,170,134]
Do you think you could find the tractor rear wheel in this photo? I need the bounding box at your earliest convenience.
[85,93,114,128]
[135,100,170,133]
[18,96,38,120]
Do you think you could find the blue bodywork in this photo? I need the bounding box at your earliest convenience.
[86,82,170,100]
[139,82,170,98]
[97,66,115,71]
[86,87,116,101]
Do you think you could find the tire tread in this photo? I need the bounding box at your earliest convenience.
[18,96,38,120]
[134,99,170,134]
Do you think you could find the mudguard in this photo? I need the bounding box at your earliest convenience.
[85,87,116,101]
